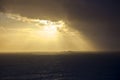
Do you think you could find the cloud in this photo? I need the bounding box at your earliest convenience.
[1,0,66,20]
[5,13,65,29]
[0,0,4,12]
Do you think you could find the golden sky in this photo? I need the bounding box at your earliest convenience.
[0,12,97,52]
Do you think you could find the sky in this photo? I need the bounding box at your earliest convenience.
[0,0,120,52]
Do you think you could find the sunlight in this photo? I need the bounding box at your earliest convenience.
[36,20,64,39]
[41,25,57,38]
[0,13,98,52]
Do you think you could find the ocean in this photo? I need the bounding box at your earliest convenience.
[0,52,120,80]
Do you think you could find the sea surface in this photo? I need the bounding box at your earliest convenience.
[0,52,120,80]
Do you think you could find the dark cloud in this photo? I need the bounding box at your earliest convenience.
[62,0,120,51]
[0,0,5,12]
[2,0,66,20]
[1,0,120,51]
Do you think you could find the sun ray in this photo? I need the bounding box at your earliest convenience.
[0,13,97,53]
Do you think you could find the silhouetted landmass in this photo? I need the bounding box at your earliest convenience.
[0,52,120,80]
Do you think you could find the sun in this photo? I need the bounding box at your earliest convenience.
[42,25,57,37]
[36,20,64,39]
